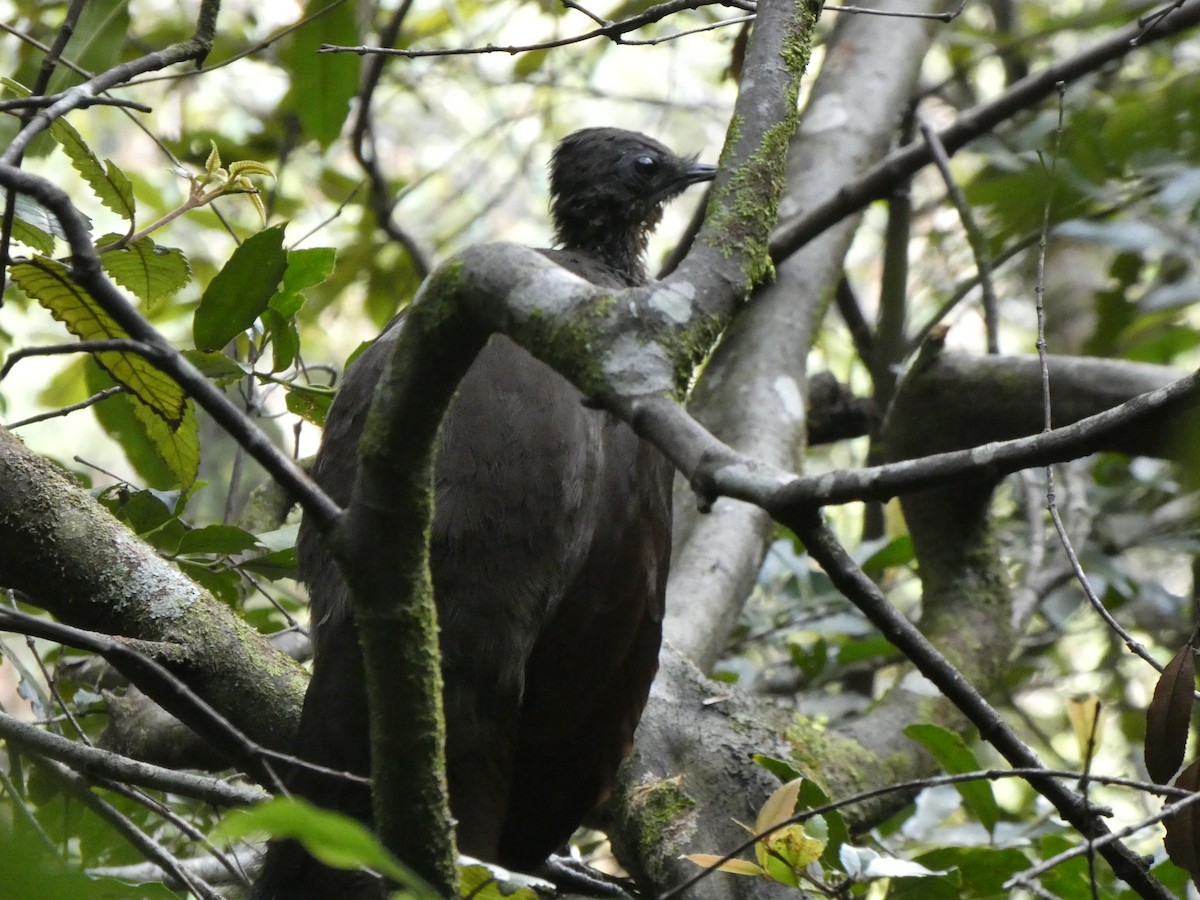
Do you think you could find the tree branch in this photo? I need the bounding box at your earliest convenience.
[769,1,1200,262]
[0,428,309,771]
[794,514,1171,899]
[0,710,266,807]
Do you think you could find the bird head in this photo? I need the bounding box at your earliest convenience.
[549,127,717,282]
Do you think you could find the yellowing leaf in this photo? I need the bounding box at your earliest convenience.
[229,159,276,179]
[766,823,824,869]
[10,258,186,425]
[756,778,802,832]
[130,396,199,489]
[1066,695,1104,766]
[681,854,765,877]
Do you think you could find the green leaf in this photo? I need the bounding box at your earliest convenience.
[182,349,249,385]
[49,117,135,221]
[193,225,289,351]
[904,723,1000,833]
[860,533,915,573]
[512,49,549,78]
[177,524,262,556]
[97,482,187,552]
[266,309,300,373]
[459,863,542,900]
[281,0,360,148]
[130,397,199,489]
[285,384,334,426]
[0,822,175,899]
[45,0,130,96]
[239,547,297,581]
[281,247,337,294]
[11,258,186,425]
[176,560,243,605]
[888,847,1029,900]
[212,798,437,897]
[0,190,60,253]
[753,755,803,784]
[794,778,849,871]
[98,235,191,308]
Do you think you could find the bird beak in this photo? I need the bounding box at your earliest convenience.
[681,162,718,186]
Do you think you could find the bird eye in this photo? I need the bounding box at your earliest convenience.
[634,154,659,175]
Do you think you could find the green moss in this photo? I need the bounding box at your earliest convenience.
[520,298,614,395]
[628,775,697,859]
[700,1,820,295]
[784,715,881,796]
[664,313,724,392]
[410,258,467,330]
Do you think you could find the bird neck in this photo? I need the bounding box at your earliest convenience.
[553,206,662,286]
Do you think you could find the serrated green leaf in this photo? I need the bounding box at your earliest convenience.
[11,258,186,425]
[904,723,1000,833]
[9,217,55,255]
[282,0,360,148]
[229,160,275,179]
[129,395,200,490]
[0,187,83,241]
[97,235,191,308]
[205,141,221,174]
[87,364,176,490]
[193,225,288,351]
[49,117,135,221]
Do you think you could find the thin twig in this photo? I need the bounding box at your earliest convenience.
[790,514,1172,899]
[37,756,220,899]
[769,2,1200,263]
[5,386,126,429]
[0,607,288,793]
[917,110,1000,353]
[661,765,1193,900]
[824,0,968,20]
[0,95,152,113]
[320,0,744,58]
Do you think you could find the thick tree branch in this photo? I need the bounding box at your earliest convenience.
[0,711,266,807]
[667,0,950,672]
[0,428,308,770]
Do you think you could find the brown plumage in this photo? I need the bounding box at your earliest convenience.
[256,128,715,899]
